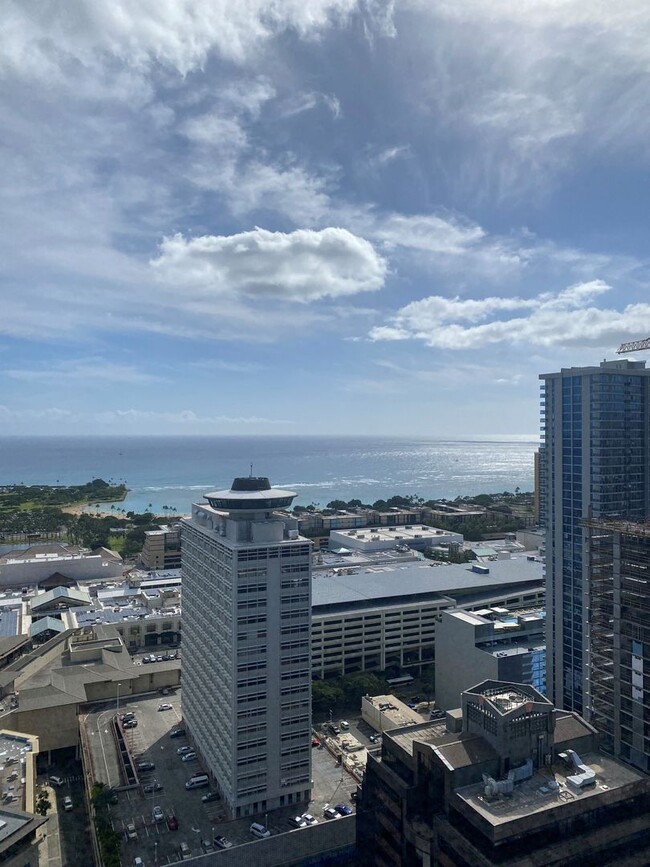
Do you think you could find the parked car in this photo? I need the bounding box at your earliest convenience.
[201,840,214,853]
[201,791,219,803]
[335,803,353,816]
[350,791,359,802]
[152,806,164,823]
[159,687,170,695]
[158,703,173,711]
[288,815,307,828]
[49,776,64,787]
[311,737,320,747]
[170,729,186,739]
[250,823,271,839]
[133,858,144,867]
[63,796,73,811]
[323,807,339,820]
[167,814,179,831]
[180,841,192,860]
[181,752,196,763]
[340,720,350,730]
[302,813,318,825]
[214,835,232,850]
[123,719,138,729]
[143,782,163,794]
[126,823,138,840]
[369,734,381,744]
[177,746,192,755]
[120,712,135,722]
[137,761,155,772]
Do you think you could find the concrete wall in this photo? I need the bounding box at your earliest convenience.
[5,703,80,753]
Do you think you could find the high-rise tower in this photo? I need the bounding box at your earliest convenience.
[181,476,312,818]
[539,359,650,714]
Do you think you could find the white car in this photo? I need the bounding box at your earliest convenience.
[177,746,192,755]
[181,752,196,762]
[63,796,73,811]
[133,859,145,867]
[152,805,164,823]
[302,813,318,825]
[289,815,307,828]
[126,823,138,840]
[250,822,271,839]
[158,703,173,711]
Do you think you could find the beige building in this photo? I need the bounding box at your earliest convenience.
[140,524,181,570]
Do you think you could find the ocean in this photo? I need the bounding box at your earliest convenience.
[0,435,538,514]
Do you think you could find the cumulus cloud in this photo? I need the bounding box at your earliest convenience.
[151,226,387,302]
[369,280,650,350]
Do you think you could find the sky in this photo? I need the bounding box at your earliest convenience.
[2,0,650,437]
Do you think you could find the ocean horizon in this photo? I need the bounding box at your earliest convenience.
[0,435,539,514]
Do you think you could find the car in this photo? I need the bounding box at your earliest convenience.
[335,803,353,816]
[302,813,318,825]
[180,841,192,860]
[143,782,163,794]
[323,807,339,820]
[63,796,73,811]
[152,806,164,823]
[177,745,192,755]
[350,791,359,802]
[120,712,136,722]
[126,823,138,840]
[250,822,271,839]
[137,761,155,772]
[166,814,179,831]
[170,728,186,738]
[49,776,64,787]
[369,734,381,744]
[123,719,138,729]
[340,720,350,730]
[311,737,320,747]
[201,840,214,853]
[201,791,219,803]
[160,687,170,695]
[288,815,307,828]
[158,703,173,711]
[181,752,196,762]
[133,858,144,867]
[213,835,233,850]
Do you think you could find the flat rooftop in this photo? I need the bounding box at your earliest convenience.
[331,525,458,542]
[312,556,543,610]
[455,753,649,829]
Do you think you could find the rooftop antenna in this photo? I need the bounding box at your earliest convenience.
[250,463,253,478]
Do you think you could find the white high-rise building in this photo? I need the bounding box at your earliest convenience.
[181,476,313,818]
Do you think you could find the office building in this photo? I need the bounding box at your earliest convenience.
[585,516,650,773]
[539,359,650,713]
[181,477,312,818]
[435,606,546,710]
[357,680,650,867]
[140,524,181,570]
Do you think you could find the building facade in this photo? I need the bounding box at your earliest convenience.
[539,359,650,713]
[181,477,313,819]
[140,524,181,570]
[357,680,650,867]
[435,607,546,710]
[586,517,650,773]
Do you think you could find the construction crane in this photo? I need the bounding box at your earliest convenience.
[617,337,650,354]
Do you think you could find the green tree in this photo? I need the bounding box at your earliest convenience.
[35,790,51,816]
[312,680,344,713]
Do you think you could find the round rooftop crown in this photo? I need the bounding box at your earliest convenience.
[231,477,271,492]
[204,476,297,511]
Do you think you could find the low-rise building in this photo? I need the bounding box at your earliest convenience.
[312,556,544,679]
[0,544,122,589]
[357,680,650,866]
[329,525,463,553]
[435,606,546,710]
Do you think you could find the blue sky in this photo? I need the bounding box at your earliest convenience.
[2,1,650,436]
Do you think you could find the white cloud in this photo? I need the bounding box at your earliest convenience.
[369,280,650,350]
[4,359,161,384]
[1,0,371,76]
[151,226,387,302]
